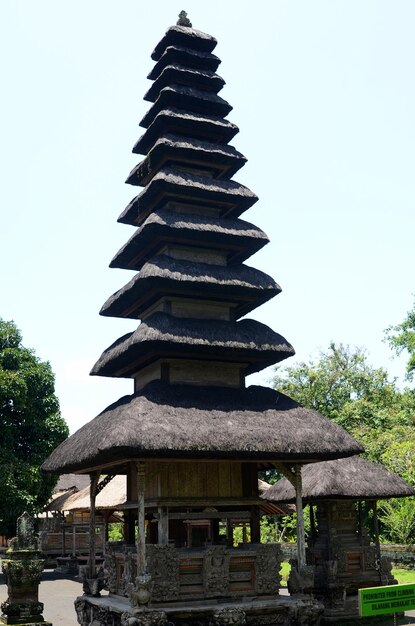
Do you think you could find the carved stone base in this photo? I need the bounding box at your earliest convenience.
[1,600,51,626]
[212,608,246,626]
[75,595,325,626]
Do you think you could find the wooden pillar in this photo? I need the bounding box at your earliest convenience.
[250,507,261,544]
[294,464,306,570]
[309,504,316,539]
[136,462,146,576]
[372,500,382,569]
[158,507,169,545]
[88,472,99,578]
[226,518,233,547]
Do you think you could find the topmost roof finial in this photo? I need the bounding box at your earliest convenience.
[177,10,192,27]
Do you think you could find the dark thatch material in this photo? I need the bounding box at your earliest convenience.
[118,168,258,226]
[41,381,364,474]
[148,46,221,81]
[151,26,217,62]
[133,108,239,155]
[126,135,246,186]
[45,489,78,512]
[54,473,90,493]
[110,210,269,270]
[90,312,295,378]
[100,255,281,320]
[263,455,415,503]
[144,65,225,103]
[140,85,232,129]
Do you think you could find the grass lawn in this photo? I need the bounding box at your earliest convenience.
[392,568,415,584]
[280,564,415,587]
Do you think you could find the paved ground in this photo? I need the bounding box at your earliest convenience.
[1,567,415,626]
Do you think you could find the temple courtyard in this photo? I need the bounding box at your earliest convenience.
[1,564,415,626]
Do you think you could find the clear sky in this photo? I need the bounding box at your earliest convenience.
[1,1,414,434]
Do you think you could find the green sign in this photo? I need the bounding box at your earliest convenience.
[359,583,415,616]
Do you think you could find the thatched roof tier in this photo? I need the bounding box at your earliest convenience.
[111,210,268,270]
[144,65,225,103]
[45,489,78,512]
[148,46,221,80]
[263,456,415,503]
[118,168,258,226]
[151,26,217,62]
[100,255,280,320]
[60,475,127,511]
[54,473,90,493]
[41,381,363,474]
[126,135,246,186]
[140,85,232,129]
[90,313,294,378]
[133,109,239,155]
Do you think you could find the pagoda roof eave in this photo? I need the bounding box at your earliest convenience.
[100,255,281,320]
[41,381,364,475]
[133,108,239,155]
[118,168,258,226]
[139,84,232,129]
[90,312,294,378]
[126,134,247,186]
[110,210,269,270]
[144,64,225,103]
[151,26,218,62]
[147,45,221,80]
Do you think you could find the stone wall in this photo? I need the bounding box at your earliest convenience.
[380,544,415,569]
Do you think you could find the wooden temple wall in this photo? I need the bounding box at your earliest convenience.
[129,461,258,499]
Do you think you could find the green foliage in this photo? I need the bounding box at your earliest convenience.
[0,319,69,537]
[273,342,415,544]
[108,522,124,541]
[385,300,415,382]
[273,342,410,432]
[280,561,291,586]
[378,498,415,544]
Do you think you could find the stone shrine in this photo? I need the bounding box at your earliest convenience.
[1,512,51,626]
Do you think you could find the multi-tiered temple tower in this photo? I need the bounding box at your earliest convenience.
[43,16,363,626]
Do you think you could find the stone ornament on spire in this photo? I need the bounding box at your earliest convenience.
[177,10,192,27]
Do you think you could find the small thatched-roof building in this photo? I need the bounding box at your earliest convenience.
[264,456,415,620]
[264,455,414,503]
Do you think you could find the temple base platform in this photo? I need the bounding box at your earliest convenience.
[74,593,324,626]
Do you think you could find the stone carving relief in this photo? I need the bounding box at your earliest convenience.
[287,560,314,596]
[255,544,282,595]
[363,546,377,570]
[212,607,246,626]
[245,613,287,626]
[121,609,167,626]
[75,598,90,626]
[330,538,347,573]
[289,598,324,625]
[203,546,230,596]
[146,544,180,602]
[105,544,119,594]
[122,549,136,595]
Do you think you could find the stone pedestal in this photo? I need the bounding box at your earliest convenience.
[1,512,51,626]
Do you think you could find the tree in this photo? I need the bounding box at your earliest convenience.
[272,342,411,432]
[272,343,415,543]
[385,299,415,382]
[0,319,69,536]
